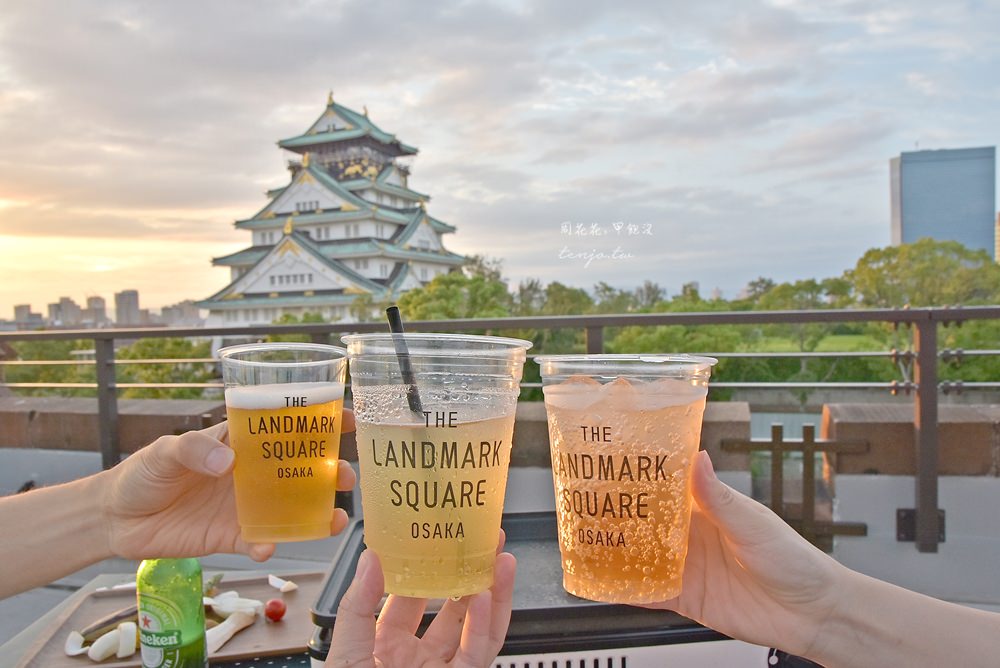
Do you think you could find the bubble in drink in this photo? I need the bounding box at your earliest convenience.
[543,375,708,604]
[354,405,515,598]
[225,381,345,542]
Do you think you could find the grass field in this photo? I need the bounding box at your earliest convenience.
[752,334,886,352]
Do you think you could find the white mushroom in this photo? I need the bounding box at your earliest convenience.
[87,628,121,661]
[209,596,264,619]
[205,609,255,654]
[117,621,137,658]
[63,630,87,656]
[268,574,299,593]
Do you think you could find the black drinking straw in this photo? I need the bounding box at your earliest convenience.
[385,306,424,415]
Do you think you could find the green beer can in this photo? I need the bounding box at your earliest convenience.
[136,558,207,668]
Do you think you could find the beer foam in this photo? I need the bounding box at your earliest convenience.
[225,381,344,409]
[544,376,705,412]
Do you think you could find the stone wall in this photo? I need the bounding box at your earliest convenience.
[9,397,998,478]
[821,403,1000,476]
[0,397,226,454]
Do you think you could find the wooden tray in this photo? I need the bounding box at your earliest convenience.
[18,571,324,668]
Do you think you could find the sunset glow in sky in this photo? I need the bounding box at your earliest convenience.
[1,0,997,318]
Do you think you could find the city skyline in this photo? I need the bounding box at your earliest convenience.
[1,0,998,315]
[8,289,200,327]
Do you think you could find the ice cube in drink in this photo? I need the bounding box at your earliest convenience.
[543,372,708,604]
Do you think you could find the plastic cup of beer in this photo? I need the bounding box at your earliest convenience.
[218,342,348,543]
[343,333,531,598]
[536,354,717,604]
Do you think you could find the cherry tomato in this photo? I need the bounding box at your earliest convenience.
[265,598,287,622]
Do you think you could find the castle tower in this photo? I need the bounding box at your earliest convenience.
[198,94,465,325]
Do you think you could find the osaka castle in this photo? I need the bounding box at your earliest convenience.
[198,93,465,326]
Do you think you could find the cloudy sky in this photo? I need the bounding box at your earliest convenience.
[1,0,997,316]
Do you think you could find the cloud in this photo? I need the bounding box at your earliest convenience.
[756,114,893,171]
[0,0,994,312]
[904,71,942,96]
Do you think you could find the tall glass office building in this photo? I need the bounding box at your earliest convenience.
[890,146,996,259]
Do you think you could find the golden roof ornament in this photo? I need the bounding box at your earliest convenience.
[283,217,294,235]
[420,200,426,210]
[302,152,311,168]
[327,90,334,106]
[363,105,369,117]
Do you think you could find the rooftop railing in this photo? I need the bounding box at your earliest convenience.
[3,306,1000,554]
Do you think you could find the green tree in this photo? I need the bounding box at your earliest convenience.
[463,254,505,281]
[591,282,636,314]
[397,272,512,320]
[542,282,593,316]
[679,281,700,301]
[350,293,395,323]
[633,280,665,309]
[262,312,328,344]
[7,339,95,397]
[513,279,545,316]
[821,277,854,308]
[756,279,830,353]
[940,320,1000,382]
[744,277,776,302]
[609,295,743,357]
[116,337,214,399]
[846,238,1000,307]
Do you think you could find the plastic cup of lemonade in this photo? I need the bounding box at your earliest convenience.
[343,333,531,598]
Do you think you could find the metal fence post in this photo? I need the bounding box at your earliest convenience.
[95,337,120,469]
[913,317,940,552]
[585,326,604,354]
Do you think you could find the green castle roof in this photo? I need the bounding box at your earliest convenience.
[236,179,455,234]
[200,230,388,305]
[277,100,417,155]
[195,291,362,310]
[212,236,466,268]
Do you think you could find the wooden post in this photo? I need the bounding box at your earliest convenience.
[801,425,817,544]
[770,424,784,515]
[585,326,604,354]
